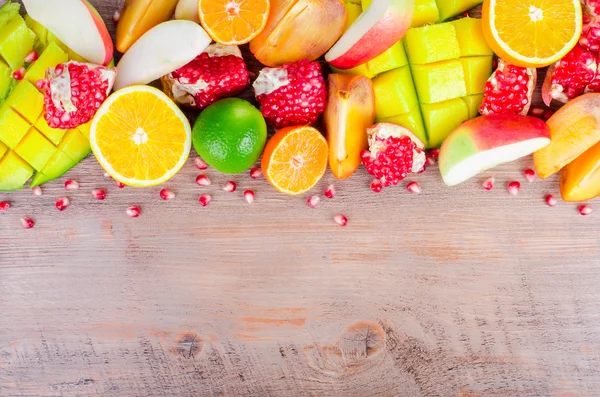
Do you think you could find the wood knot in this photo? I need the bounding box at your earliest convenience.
[339,321,386,359]
[169,331,204,359]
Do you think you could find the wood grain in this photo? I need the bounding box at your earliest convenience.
[2,1,600,396]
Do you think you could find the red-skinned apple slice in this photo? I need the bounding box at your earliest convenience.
[439,114,551,186]
[114,20,211,90]
[22,0,113,66]
[325,0,414,69]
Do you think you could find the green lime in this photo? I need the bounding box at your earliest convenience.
[193,98,267,174]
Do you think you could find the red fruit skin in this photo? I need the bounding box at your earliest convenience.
[253,60,326,129]
[480,60,536,116]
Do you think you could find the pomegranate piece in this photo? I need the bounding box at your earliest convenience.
[250,167,262,179]
[64,180,79,190]
[324,184,336,199]
[579,204,593,215]
[115,180,126,189]
[24,50,39,63]
[196,175,211,186]
[361,123,426,187]
[482,177,495,191]
[334,214,348,227]
[223,181,237,192]
[307,195,320,208]
[55,197,70,211]
[542,45,597,106]
[244,190,255,204]
[370,179,383,193]
[92,189,106,200]
[126,206,141,218]
[508,181,521,196]
[545,194,557,207]
[162,43,249,110]
[20,217,35,229]
[199,194,211,207]
[160,189,175,200]
[523,169,536,182]
[406,181,422,194]
[0,201,10,211]
[253,60,326,129]
[12,67,25,81]
[41,61,117,129]
[32,186,42,196]
[580,0,600,53]
[194,157,208,170]
[480,59,537,116]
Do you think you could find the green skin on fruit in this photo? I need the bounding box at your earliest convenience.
[193,98,267,175]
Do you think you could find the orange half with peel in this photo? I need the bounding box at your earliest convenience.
[482,0,582,67]
[198,0,270,45]
[90,85,191,187]
[261,126,328,195]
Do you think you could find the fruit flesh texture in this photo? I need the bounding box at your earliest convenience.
[421,98,469,148]
[116,0,180,51]
[0,16,36,69]
[435,0,482,21]
[362,0,438,27]
[560,140,600,202]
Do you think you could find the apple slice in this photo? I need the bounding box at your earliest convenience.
[22,0,113,66]
[114,20,211,91]
[325,0,414,69]
[439,114,551,186]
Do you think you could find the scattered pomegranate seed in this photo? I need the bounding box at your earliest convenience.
[542,109,555,121]
[32,186,42,196]
[425,155,436,166]
[523,169,536,182]
[115,180,126,188]
[370,179,383,193]
[194,157,208,170]
[20,217,35,229]
[196,174,211,186]
[103,172,111,179]
[223,181,237,192]
[160,189,175,200]
[250,167,262,179]
[545,194,557,207]
[579,205,593,216]
[508,181,521,196]
[324,184,336,199]
[126,206,141,218]
[406,181,422,194]
[244,190,255,204]
[113,10,120,23]
[482,177,495,191]
[428,148,440,159]
[12,67,25,80]
[528,106,545,118]
[334,214,348,227]
[0,201,10,211]
[64,180,79,190]
[92,189,106,200]
[199,194,212,207]
[462,10,470,17]
[55,197,70,211]
[24,50,39,63]
[307,195,320,208]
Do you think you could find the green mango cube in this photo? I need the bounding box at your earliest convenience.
[435,0,483,21]
[25,42,69,85]
[0,60,11,101]
[5,80,44,123]
[452,18,493,57]
[411,60,467,104]
[0,104,31,149]
[462,94,484,119]
[460,56,493,95]
[30,151,76,187]
[404,23,461,65]
[35,116,67,145]
[421,98,469,148]
[373,66,419,119]
[15,128,57,171]
[0,140,7,159]
[0,150,34,191]
[412,0,440,27]
[0,16,36,70]
[59,129,91,163]
[25,15,47,51]
[368,41,408,75]
[381,106,428,145]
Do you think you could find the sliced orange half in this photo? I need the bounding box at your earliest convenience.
[198,0,270,45]
[90,85,191,187]
[482,0,582,67]
[261,126,328,195]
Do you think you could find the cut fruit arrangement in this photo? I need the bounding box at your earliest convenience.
[3,0,600,228]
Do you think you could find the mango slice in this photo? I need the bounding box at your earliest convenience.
[460,56,493,95]
[0,105,31,149]
[452,17,493,57]
[30,151,77,187]
[560,141,600,202]
[382,106,428,145]
[422,98,469,148]
[15,128,57,171]
[435,0,482,21]
[404,23,461,64]
[411,60,467,104]
[25,42,69,85]
[0,16,36,69]
[0,150,33,190]
[462,94,484,119]
[4,80,44,123]
[373,66,418,119]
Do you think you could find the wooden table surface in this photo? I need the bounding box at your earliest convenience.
[2,1,600,396]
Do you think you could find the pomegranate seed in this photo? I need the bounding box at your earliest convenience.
[92,189,106,200]
[545,194,557,207]
[428,148,440,159]
[406,181,422,194]
[528,106,545,118]
[250,167,262,179]
[115,180,126,188]
[223,181,237,192]
[103,172,111,179]
[425,155,436,166]
[32,186,42,196]
[508,181,521,196]
[462,10,470,17]
[24,50,39,63]
[370,179,383,193]
[542,109,555,121]
[523,169,536,182]
[0,201,10,211]
[160,188,175,200]
[126,206,141,218]
[244,190,255,204]
[20,217,35,229]
[482,177,495,191]
[199,194,211,207]
[113,10,120,23]
[194,157,208,170]
[324,184,336,199]
[307,195,320,208]
[12,67,25,80]
[64,180,79,190]
[196,174,211,186]
[334,214,348,227]
[55,197,70,211]
[579,205,593,216]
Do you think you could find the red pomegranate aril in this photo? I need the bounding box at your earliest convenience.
[244,190,255,204]
[428,148,440,159]
[126,206,141,218]
[115,180,126,188]
[160,188,175,200]
[0,201,10,211]
[480,60,536,115]
[579,205,593,215]
[223,181,237,192]
[20,217,35,229]
[508,181,521,195]
[196,174,211,186]
[24,50,39,63]
[545,194,557,207]
[199,194,212,207]
[92,189,106,200]
[324,184,336,199]
[370,179,383,193]
[543,44,597,105]
[113,10,120,23]
[406,181,422,193]
[12,67,25,80]
[528,106,545,118]
[334,214,348,227]
[307,195,320,208]
[65,180,79,190]
[194,157,208,170]
[482,176,495,191]
[250,167,262,179]
[55,197,70,211]
[523,168,536,182]
[32,186,42,196]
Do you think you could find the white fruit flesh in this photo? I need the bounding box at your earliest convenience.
[175,0,200,23]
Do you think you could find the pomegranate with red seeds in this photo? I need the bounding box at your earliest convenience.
[580,0,600,53]
[161,43,249,110]
[479,59,536,116]
[41,61,117,129]
[253,60,326,129]
[361,123,425,188]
